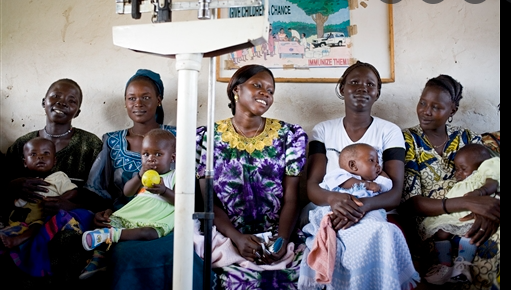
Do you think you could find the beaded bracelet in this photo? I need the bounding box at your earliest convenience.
[442,197,450,214]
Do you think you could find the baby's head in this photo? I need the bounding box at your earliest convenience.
[339,143,381,181]
[141,129,176,175]
[23,137,56,175]
[454,143,492,182]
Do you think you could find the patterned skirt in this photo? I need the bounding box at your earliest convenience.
[6,209,93,276]
[214,234,306,290]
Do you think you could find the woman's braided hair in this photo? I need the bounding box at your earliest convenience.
[424,74,463,109]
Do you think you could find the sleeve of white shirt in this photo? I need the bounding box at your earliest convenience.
[310,121,327,143]
[383,121,406,150]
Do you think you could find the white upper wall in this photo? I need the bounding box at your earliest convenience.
[0,0,500,152]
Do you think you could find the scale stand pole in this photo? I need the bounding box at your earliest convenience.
[173,52,203,290]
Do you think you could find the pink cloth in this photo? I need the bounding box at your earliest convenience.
[307,212,336,284]
[193,221,298,271]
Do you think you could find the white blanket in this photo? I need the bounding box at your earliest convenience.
[298,193,420,290]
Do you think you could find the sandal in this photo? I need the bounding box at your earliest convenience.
[82,228,112,251]
[79,249,107,279]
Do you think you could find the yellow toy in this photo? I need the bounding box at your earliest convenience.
[141,170,160,187]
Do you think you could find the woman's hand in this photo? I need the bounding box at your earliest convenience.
[463,195,500,222]
[329,193,364,231]
[462,213,499,246]
[93,209,113,228]
[11,177,49,202]
[42,195,78,216]
[232,234,263,263]
[261,236,289,264]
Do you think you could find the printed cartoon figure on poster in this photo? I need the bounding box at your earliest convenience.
[225,0,352,69]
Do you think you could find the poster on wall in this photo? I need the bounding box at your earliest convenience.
[226,0,351,70]
[216,0,395,83]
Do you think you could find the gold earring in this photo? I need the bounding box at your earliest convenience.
[234,94,239,102]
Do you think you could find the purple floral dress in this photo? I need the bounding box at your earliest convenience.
[196,118,307,289]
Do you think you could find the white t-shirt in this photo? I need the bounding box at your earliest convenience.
[310,116,405,175]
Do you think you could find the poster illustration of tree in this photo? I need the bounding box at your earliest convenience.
[225,0,351,70]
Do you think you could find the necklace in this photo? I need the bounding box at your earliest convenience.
[428,135,449,149]
[218,118,280,154]
[129,128,146,138]
[44,126,72,138]
[232,118,264,138]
